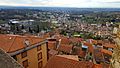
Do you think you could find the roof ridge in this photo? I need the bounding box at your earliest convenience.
[8,36,17,52]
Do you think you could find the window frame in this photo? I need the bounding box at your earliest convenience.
[21,51,27,58]
[37,45,41,51]
[38,61,42,68]
[38,52,42,61]
[22,59,28,68]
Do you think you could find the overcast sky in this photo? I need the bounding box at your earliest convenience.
[0,0,120,8]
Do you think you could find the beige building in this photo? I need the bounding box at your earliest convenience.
[0,34,49,68]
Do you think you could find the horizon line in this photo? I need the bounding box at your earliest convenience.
[0,5,120,9]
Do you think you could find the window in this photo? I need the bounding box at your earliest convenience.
[38,61,42,68]
[21,51,27,58]
[22,60,28,68]
[12,55,17,61]
[82,48,87,51]
[37,45,41,51]
[38,52,42,60]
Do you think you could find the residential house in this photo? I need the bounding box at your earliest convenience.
[0,34,48,68]
[57,44,73,55]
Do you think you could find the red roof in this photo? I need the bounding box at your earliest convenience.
[91,40,97,44]
[0,34,45,53]
[74,47,86,58]
[48,49,58,58]
[44,55,94,68]
[100,49,112,56]
[58,44,73,53]
[93,64,110,68]
[61,36,71,44]
[48,50,58,55]
[103,43,116,48]
[54,35,61,41]
[43,33,50,38]
[48,41,56,50]
[94,49,104,62]
[70,38,82,43]
[93,64,102,68]
[83,42,94,53]
[97,40,104,44]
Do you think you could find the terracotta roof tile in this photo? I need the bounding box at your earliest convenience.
[48,41,56,50]
[48,49,58,58]
[93,64,102,68]
[44,55,94,68]
[97,40,104,45]
[94,63,110,68]
[74,47,86,58]
[101,63,110,68]
[58,44,73,53]
[91,40,97,44]
[83,42,94,53]
[57,55,79,61]
[103,43,116,48]
[70,38,83,43]
[94,49,104,62]
[48,50,58,56]
[100,49,112,56]
[0,34,45,53]
[61,37,71,44]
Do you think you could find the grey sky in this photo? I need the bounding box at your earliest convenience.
[0,0,120,8]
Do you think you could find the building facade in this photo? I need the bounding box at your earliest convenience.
[0,34,48,68]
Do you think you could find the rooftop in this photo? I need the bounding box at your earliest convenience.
[0,34,45,53]
[57,55,79,61]
[44,55,94,68]
[100,49,112,56]
[58,44,73,53]
[0,49,23,68]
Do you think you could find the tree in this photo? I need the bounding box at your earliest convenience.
[36,25,40,33]
[21,25,25,29]
[16,26,19,32]
[29,27,32,33]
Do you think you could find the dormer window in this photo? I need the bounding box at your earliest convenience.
[24,39,30,47]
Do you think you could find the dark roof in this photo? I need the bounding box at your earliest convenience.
[0,49,23,68]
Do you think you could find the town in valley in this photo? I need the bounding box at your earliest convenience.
[0,6,120,68]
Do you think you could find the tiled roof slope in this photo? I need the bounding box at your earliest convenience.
[73,47,86,58]
[48,41,56,50]
[58,44,73,53]
[61,36,71,44]
[0,49,23,68]
[48,49,58,58]
[103,43,116,48]
[0,34,45,53]
[100,49,112,56]
[83,42,94,53]
[57,55,79,61]
[44,55,94,68]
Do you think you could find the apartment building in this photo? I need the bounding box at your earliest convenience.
[0,34,48,68]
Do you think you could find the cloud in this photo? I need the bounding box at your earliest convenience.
[0,0,120,8]
[91,0,120,3]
